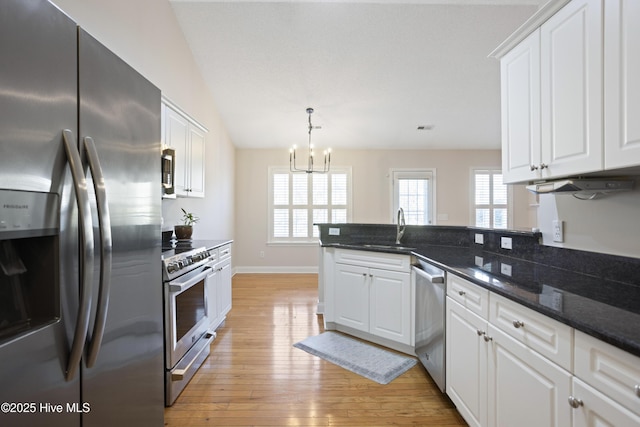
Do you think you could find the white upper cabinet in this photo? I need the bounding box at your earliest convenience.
[604,0,640,169]
[540,0,603,178]
[500,29,541,183]
[163,101,206,198]
[493,0,640,184]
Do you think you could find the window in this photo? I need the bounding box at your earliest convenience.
[391,169,435,225]
[472,169,510,229]
[269,167,351,243]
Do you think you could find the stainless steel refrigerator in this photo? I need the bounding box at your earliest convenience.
[0,1,164,426]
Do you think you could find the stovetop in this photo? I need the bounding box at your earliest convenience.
[161,240,212,282]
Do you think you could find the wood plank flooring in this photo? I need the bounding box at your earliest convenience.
[164,273,466,426]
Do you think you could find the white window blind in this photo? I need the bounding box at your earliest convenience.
[473,169,509,229]
[269,167,351,243]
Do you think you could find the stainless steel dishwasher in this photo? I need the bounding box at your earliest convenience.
[412,259,446,392]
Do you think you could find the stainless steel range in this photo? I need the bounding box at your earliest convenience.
[162,244,216,406]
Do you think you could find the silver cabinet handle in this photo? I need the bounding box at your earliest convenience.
[530,165,539,171]
[513,320,524,329]
[476,330,485,336]
[540,163,548,169]
[568,396,584,408]
[458,290,466,296]
[635,385,640,398]
[83,136,113,369]
[62,130,94,381]
[483,335,493,342]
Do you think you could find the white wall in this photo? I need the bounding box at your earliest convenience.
[536,179,640,259]
[52,0,235,241]
[235,148,534,271]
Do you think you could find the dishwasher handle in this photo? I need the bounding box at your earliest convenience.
[412,264,445,284]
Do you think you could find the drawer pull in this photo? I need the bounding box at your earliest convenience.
[635,385,640,398]
[568,396,583,409]
[458,291,466,296]
[483,335,493,342]
[512,320,525,329]
[476,330,485,337]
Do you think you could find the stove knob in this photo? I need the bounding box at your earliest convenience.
[167,262,178,273]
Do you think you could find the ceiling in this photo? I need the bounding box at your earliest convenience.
[169,0,544,151]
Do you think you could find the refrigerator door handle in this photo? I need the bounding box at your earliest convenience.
[62,129,95,381]
[83,136,113,368]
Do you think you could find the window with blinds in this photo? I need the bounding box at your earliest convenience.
[473,169,509,229]
[269,167,351,243]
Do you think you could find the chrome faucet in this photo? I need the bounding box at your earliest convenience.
[396,207,406,244]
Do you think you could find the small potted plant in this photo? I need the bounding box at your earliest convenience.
[174,208,199,240]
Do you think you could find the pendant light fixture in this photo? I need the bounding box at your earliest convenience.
[289,107,331,174]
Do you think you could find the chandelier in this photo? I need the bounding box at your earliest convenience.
[289,107,331,174]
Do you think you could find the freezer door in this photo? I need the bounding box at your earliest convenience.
[0,1,79,426]
[78,29,164,426]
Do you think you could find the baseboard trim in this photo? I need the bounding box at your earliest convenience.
[234,266,319,274]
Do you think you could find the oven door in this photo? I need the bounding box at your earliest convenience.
[165,263,212,369]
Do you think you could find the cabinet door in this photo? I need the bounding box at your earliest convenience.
[540,0,603,178]
[369,269,411,345]
[165,107,190,196]
[188,125,205,198]
[207,267,220,330]
[217,258,232,318]
[487,325,571,427]
[571,377,640,427]
[501,29,541,184]
[604,0,640,169]
[446,298,488,427]
[334,263,369,333]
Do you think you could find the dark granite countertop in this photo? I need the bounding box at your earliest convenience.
[320,239,640,358]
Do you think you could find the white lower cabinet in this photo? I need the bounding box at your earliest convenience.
[446,273,640,427]
[446,297,488,427]
[335,263,370,332]
[207,244,232,331]
[572,330,640,425]
[487,324,571,427]
[335,262,411,345]
[331,249,412,348]
[571,377,640,427]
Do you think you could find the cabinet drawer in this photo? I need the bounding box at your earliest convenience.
[490,293,572,371]
[447,274,489,319]
[218,244,232,261]
[334,248,411,272]
[575,330,640,416]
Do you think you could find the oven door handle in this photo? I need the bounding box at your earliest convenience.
[168,264,214,293]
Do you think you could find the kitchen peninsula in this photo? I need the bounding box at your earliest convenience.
[317,223,640,427]
[317,223,640,356]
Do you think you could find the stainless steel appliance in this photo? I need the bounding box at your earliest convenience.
[162,245,216,405]
[162,147,176,199]
[0,1,163,425]
[413,260,446,392]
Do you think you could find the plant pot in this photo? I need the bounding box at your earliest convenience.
[174,225,193,240]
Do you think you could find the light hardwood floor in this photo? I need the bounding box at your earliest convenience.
[164,273,466,426]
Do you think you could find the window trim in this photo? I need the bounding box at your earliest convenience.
[469,167,513,229]
[390,168,436,225]
[267,166,352,245]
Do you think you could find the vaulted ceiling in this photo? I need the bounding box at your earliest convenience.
[169,0,544,150]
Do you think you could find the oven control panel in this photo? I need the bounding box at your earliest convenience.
[162,247,212,281]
